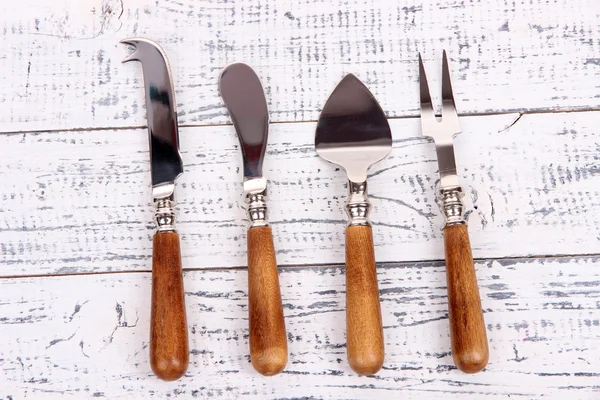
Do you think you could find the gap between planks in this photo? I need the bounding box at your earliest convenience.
[1,251,598,281]
[0,107,598,136]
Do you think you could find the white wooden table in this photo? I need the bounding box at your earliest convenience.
[1,0,600,398]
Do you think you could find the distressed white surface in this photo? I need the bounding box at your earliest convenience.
[2,112,600,276]
[1,0,600,132]
[2,0,600,398]
[1,256,599,399]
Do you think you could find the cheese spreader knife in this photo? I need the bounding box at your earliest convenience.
[121,38,189,381]
[419,51,488,373]
[219,63,288,376]
[315,74,391,375]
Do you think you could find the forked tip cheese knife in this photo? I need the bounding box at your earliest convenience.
[121,38,189,381]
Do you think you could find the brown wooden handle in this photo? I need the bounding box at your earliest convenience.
[150,231,189,381]
[444,223,489,373]
[345,225,384,375]
[247,226,287,376]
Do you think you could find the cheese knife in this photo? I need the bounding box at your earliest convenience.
[315,74,391,375]
[219,63,288,376]
[121,38,189,381]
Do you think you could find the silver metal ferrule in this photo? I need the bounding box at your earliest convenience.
[154,198,176,232]
[439,186,466,226]
[246,189,269,228]
[346,180,371,227]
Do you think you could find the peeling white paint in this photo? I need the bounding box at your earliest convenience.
[1,0,600,397]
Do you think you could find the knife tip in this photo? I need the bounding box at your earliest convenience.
[119,38,137,46]
[341,72,361,84]
[119,39,138,63]
[220,62,253,77]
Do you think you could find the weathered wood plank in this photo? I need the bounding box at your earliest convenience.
[2,111,600,276]
[1,256,599,399]
[1,0,600,133]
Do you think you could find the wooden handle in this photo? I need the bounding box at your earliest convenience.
[345,225,384,375]
[247,226,287,376]
[150,231,189,381]
[444,223,489,373]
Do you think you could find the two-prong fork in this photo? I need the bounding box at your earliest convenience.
[419,51,489,374]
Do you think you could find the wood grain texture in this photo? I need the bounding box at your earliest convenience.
[2,112,600,276]
[0,256,599,399]
[345,225,384,375]
[1,0,600,133]
[150,231,188,381]
[444,224,488,373]
[247,226,287,376]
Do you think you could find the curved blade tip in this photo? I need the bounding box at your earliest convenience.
[219,62,254,78]
[119,37,165,63]
[218,62,259,93]
[222,61,251,70]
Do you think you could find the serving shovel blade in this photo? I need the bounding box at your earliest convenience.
[315,74,391,375]
[315,74,392,183]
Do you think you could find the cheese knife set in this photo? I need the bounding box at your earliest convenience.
[121,38,488,380]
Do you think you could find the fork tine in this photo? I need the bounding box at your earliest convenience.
[441,50,461,131]
[418,53,434,114]
[441,50,456,108]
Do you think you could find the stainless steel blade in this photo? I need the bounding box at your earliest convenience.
[219,63,269,193]
[121,38,183,200]
[315,74,392,183]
